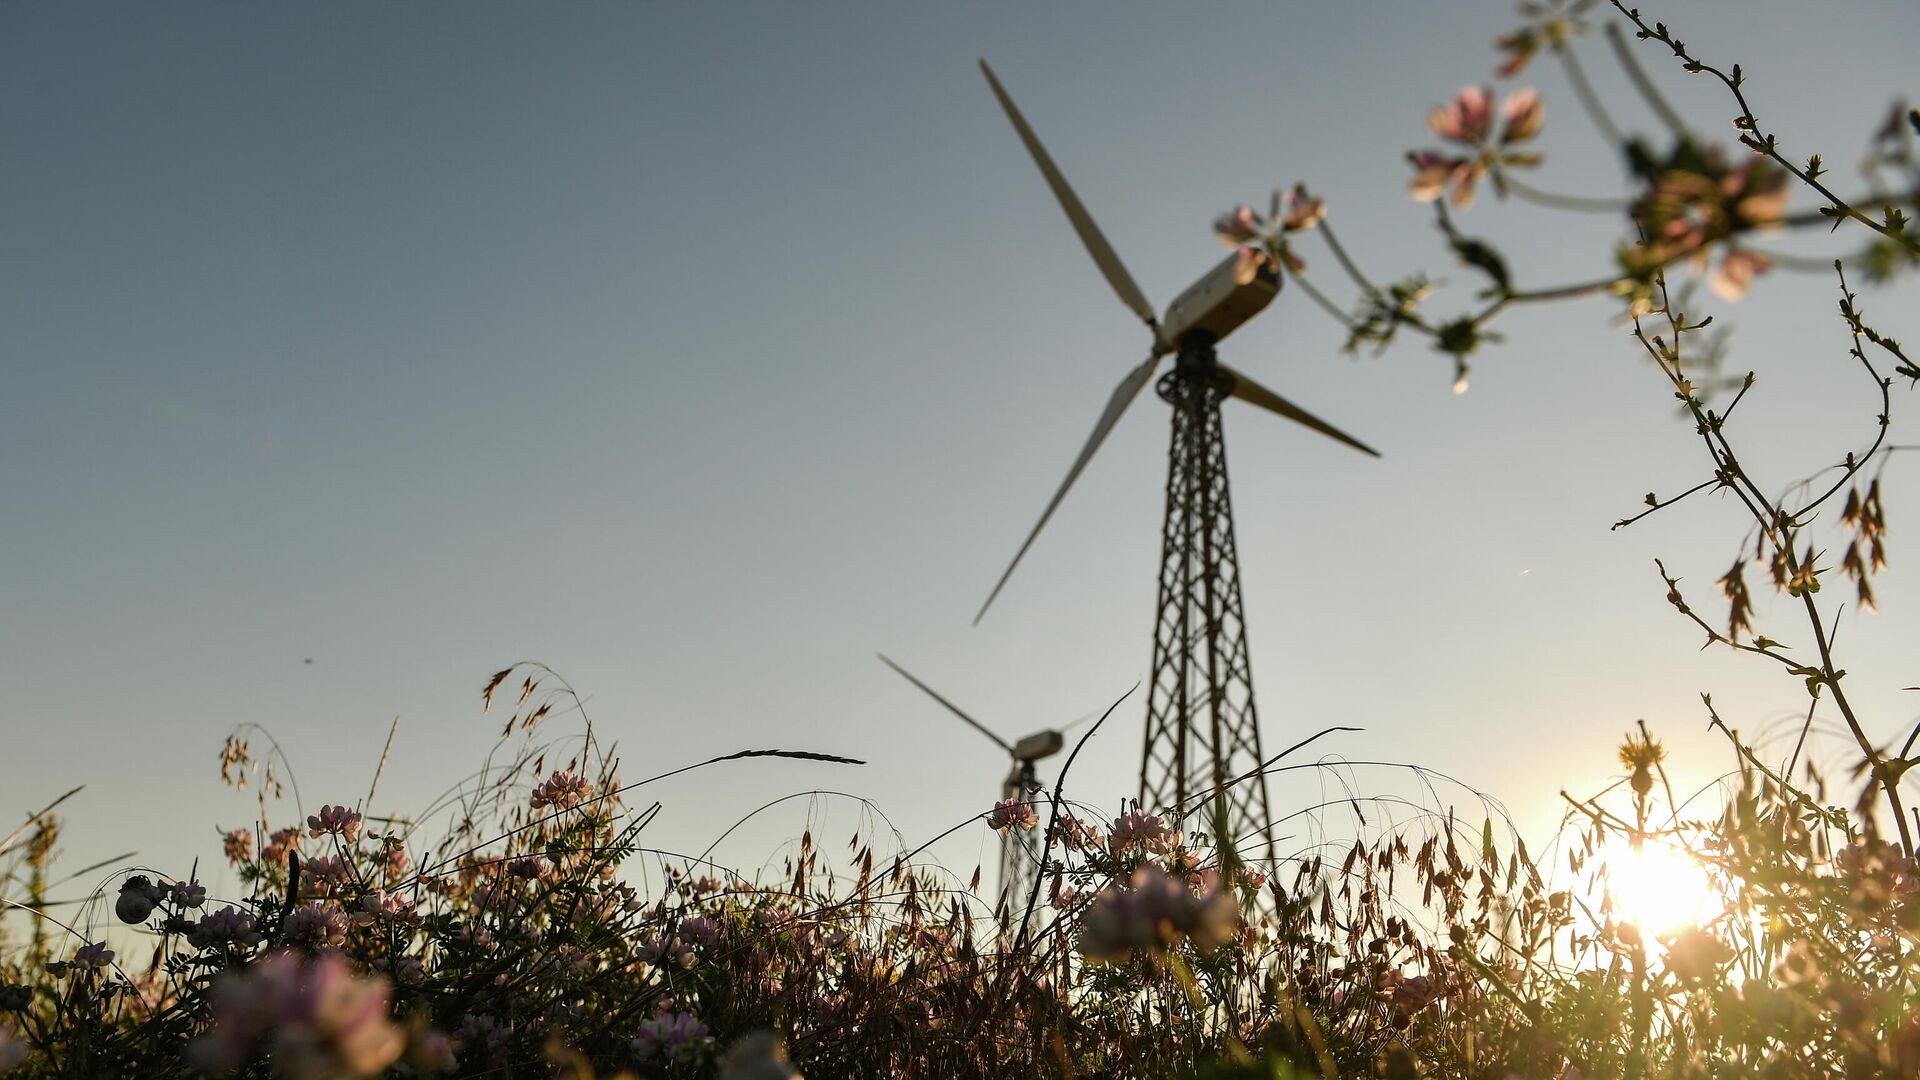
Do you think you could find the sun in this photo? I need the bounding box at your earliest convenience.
[1596,835,1725,938]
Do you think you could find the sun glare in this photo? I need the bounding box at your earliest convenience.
[1596,836,1725,939]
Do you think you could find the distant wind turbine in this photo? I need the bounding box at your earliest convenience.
[878,653,1089,917]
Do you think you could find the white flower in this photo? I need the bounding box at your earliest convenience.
[721,1030,803,1080]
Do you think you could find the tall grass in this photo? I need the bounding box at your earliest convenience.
[5,0,1919,1075]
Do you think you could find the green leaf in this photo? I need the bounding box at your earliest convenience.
[1451,237,1511,291]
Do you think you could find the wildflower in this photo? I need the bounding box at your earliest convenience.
[1407,152,1474,205]
[1280,185,1326,233]
[73,942,113,969]
[635,933,696,970]
[1408,86,1545,208]
[1709,248,1771,302]
[261,827,302,867]
[188,906,264,951]
[1492,0,1596,76]
[470,879,512,912]
[1212,185,1324,284]
[1617,729,1666,797]
[1430,86,1497,144]
[1109,808,1181,855]
[455,1014,509,1065]
[395,955,427,986]
[633,1010,711,1063]
[1165,848,1203,877]
[355,889,416,924]
[1049,814,1103,852]
[720,1030,803,1080]
[1382,968,1447,1015]
[1837,838,1918,917]
[553,944,593,975]
[116,876,161,924]
[529,770,593,812]
[221,827,255,865]
[171,879,208,909]
[507,856,547,880]
[1231,244,1270,286]
[1664,927,1733,983]
[283,904,350,949]
[691,874,726,895]
[1078,865,1240,963]
[302,854,352,891]
[987,798,1038,832]
[185,950,405,1080]
[678,915,721,946]
[410,1029,456,1073]
[1623,149,1788,291]
[306,805,363,842]
[1212,204,1262,245]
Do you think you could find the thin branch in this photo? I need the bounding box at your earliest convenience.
[1317,220,1384,300]
[1608,2,1920,253]
[1611,476,1723,530]
[1283,263,1362,330]
[1558,40,1626,146]
[1502,172,1628,213]
[1603,20,1687,138]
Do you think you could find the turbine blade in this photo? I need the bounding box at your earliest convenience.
[979,59,1161,337]
[974,354,1161,624]
[1218,361,1381,458]
[876,653,1015,754]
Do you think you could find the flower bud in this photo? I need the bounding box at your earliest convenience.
[1631,763,1654,796]
[116,876,158,924]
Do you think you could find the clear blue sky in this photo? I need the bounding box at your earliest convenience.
[3,2,1916,902]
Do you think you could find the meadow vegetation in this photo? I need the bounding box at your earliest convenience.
[3,2,1918,1076]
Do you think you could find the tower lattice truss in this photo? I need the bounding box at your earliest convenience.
[999,768,1040,923]
[1140,352,1276,862]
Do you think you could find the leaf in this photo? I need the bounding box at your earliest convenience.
[1450,236,1511,291]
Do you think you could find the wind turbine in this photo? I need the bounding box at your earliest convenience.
[877,653,1066,916]
[971,60,1379,864]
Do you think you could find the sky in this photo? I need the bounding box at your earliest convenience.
[3,1,1917,911]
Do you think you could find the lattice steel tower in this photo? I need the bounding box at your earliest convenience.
[1139,343,1272,859]
[971,61,1379,866]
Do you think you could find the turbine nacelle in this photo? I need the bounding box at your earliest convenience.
[1160,255,1279,351]
[1011,729,1064,763]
